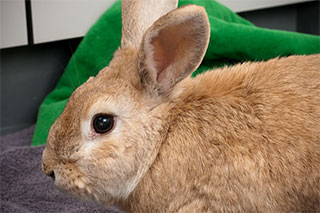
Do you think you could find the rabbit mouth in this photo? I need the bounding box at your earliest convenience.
[55,174,99,202]
[51,164,99,201]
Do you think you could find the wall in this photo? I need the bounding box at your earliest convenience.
[1,38,81,135]
[238,1,319,35]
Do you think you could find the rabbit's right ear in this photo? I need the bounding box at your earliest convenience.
[138,5,210,97]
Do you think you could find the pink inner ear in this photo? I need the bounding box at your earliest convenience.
[151,32,175,83]
[151,20,196,83]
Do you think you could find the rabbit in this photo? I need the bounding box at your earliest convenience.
[42,0,320,212]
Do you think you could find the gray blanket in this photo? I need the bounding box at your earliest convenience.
[0,126,121,213]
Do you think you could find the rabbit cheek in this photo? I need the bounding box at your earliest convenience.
[77,143,142,201]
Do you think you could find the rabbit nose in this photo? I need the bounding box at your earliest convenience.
[42,161,55,179]
[46,170,55,179]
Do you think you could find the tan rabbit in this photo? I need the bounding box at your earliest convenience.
[42,0,320,212]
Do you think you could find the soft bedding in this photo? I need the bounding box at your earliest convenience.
[0,126,120,212]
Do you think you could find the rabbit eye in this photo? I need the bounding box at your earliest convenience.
[92,114,114,134]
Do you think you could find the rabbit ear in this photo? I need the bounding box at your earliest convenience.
[121,0,178,48]
[138,5,210,96]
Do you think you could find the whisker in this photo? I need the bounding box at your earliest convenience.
[51,58,76,91]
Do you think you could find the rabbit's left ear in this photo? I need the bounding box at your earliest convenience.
[138,5,210,96]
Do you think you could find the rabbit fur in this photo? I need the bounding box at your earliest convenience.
[42,0,320,212]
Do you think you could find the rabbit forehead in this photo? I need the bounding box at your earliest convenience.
[82,87,139,119]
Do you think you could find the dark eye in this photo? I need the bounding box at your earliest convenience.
[92,114,114,134]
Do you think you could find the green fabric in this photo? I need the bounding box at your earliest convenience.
[31,0,320,146]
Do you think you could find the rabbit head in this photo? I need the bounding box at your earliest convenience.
[42,0,210,205]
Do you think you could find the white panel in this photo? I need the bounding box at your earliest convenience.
[0,0,28,49]
[30,0,314,44]
[216,0,313,13]
[31,0,117,44]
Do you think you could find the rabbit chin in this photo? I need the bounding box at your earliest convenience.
[54,172,114,205]
[53,159,141,206]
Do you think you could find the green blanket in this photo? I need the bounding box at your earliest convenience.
[31,0,320,146]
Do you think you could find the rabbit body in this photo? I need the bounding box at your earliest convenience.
[42,0,320,212]
[121,54,320,212]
